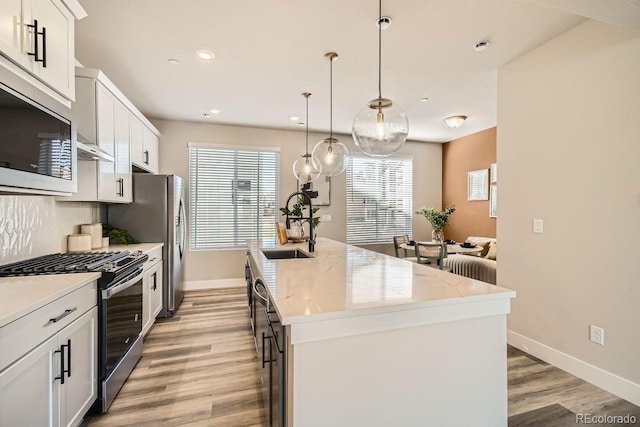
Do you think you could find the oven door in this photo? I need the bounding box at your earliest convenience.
[99,267,144,412]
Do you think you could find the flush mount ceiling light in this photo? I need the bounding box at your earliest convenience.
[444,115,467,128]
[293,92,322,183]
[312,52,349,177]
[352,0,409,157]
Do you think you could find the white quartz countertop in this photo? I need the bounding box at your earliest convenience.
[0,273,101,328]
[248,238,515,326]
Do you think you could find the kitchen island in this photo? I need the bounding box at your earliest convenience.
[247,237,515,427]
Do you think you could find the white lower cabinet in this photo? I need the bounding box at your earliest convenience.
[142,247,163,336]
[0,282,97,427]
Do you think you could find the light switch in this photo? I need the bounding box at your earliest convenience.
[533,219,544,233]
[321,214,332,222]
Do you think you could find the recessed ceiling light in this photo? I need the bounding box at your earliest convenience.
[474,40,490,52]
[168,58,180,65]
[289,115,300,122]
[376,16,392,30]
[420,97,429,102]
[196,50,215,61]
[209,109,221,115]
[203,113,211,119]
[297,122,304,127]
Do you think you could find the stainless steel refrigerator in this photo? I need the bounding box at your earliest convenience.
[108,174,186,317]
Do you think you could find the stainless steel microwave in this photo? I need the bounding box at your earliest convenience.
[0,68,77,195]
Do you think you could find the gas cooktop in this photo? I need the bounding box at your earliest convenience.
[0,251,139,277]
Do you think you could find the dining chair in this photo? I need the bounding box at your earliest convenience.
[414,242,452,272]
[393,235,418,262]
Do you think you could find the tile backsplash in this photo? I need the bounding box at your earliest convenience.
[0,196,101,264]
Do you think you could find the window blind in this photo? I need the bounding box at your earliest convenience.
[346,156,413,244]
[189,146,279,250]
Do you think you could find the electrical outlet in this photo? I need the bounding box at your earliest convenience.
[320,214,332,222]
[590,325,604,345]
[533,219,544,233]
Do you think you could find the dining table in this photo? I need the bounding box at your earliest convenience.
[400,241,484,255]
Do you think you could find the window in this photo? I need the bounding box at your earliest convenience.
[189,144,279,250]
[346,156,413,244]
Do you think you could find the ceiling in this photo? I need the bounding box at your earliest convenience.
[74,0,639,143]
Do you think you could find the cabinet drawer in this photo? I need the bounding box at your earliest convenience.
[0,281,97,372]
[143,246,162,270]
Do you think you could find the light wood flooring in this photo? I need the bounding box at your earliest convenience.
[82,288,639,427]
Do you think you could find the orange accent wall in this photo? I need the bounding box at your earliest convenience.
[442,127,496,242]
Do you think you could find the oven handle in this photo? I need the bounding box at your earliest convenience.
[102,267,144,300]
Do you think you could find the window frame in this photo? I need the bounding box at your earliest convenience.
[346,155,413,245]
[188,142,280,251]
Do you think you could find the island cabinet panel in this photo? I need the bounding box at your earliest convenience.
[290,315,507,427]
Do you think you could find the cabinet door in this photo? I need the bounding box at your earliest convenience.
[142,126,158,174]
[142,261,162,336]
[0,0,24,65]
[130,116,144,167]
[150,262,163,319]
[28,0,74,99]
[114,101,132,202]
[0,334,58,427]
[58,307,98,427]
[96,83,117,201]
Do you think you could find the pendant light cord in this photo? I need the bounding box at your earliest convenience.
[305,94,310,154]
[378,0,382,100]
[329,56,333,142]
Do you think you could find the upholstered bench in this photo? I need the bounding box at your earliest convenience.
[445,236,497,285]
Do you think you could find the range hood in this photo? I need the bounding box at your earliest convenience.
[77,140,114,162]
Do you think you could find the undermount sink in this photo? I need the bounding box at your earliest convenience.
[261,248,313,259]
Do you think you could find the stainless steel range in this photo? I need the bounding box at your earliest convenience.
[0,250,148,413]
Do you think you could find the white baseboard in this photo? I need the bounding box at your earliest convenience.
[183,278,245,291]
[508,330,640,406]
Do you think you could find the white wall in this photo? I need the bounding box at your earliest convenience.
[498,20,640,403]
[0,196,101,264]
[153,119,441,282]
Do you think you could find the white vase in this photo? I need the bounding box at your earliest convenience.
[289,222,304,238]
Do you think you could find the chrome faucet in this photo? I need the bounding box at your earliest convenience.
[284,191,316,252]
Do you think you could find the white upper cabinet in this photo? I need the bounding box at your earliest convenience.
[0,0,24,63]
[62,67,159,203]
[140,125,159,174]
[0,0,85,102]
[131,114,159,174]
[66,70,132,203]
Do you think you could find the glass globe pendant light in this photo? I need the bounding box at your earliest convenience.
[312,52,349,177]
[293,92,322,183]
[352,0,409,157]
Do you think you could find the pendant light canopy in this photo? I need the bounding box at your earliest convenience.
[352,1,409,157]
[312,52,349,176]
[293,92,322,183]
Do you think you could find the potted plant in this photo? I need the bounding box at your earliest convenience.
[279,197,320,240]
[102,224,140,245]
[416,205,456,243]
